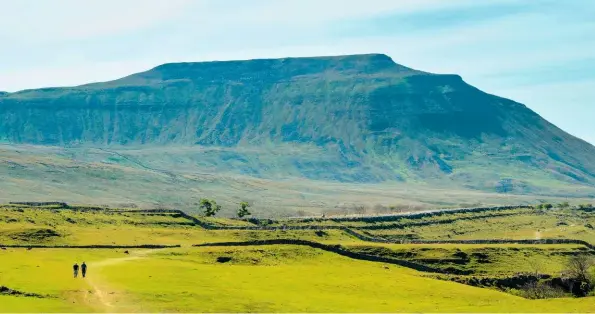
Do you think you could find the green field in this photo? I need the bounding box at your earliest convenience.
[2,246,595,313]
[1,204,595,312]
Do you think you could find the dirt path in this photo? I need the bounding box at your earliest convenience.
[83,250,156,312]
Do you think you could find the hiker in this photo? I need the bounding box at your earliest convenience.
[81,262,87,278]
[73,263,79,278]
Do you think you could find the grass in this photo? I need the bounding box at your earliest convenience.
[2,246,595,313]
[366,208,595,243]
[0,248,128,312]
[0,295,88,313]
[2,204,595,312]
[345,243,589,276]
[2,206,594,248]
[0,206,357,246]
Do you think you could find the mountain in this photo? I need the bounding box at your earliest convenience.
[1,53,594,214]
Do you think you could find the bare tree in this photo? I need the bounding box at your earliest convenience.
[353,205,366,215]
[566,255,594,282]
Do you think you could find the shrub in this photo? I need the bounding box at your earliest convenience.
[237,202,251,218]
[562,254,595,297]
[518,281,566,299]
[557,202,570,209]
[199,198,221,217]
[543,203,553,210]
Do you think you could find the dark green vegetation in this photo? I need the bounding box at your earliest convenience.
[199,198,221,217]
[1,54,595,214]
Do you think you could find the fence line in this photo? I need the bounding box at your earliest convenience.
[193,239,455,274]
[5,206,594,250]
[9,202,68,207]
[104,209,595,250]
[0,244,181,249]
[392,239,595,250]
[290,205,534,223]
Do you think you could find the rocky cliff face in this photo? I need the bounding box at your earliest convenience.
[1,53,594,190]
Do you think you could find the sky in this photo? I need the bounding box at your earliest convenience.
[0,0,594,144]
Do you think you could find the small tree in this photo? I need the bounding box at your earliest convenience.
[558,202,570,209]
[199,198,221,217]
[237,202,251,218]
[566,255,594,283]
[543,203,553,210]
[563,254,595,297]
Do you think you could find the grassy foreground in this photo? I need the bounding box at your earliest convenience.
[1,246,595,313]
[1,204,595,312]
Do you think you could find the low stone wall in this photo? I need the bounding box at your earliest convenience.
[108,209,595,250]
[194,239,455,274]
[193,237,594,275]
[355,212,519,230]
[0,244,180,249]
[119,206,530,232]
[7,207,591,250]
[9,202,68,207]
[394,239,595,250]
[292,205,534,224]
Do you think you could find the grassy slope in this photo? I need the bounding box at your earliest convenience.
[0,205,356,245]
[0,296,88,313]
[367,208,595,243]
[0,249,124,312]
[1,246,594,313]
[346,243,587,276]
[2,145,594,217]
[2,205,595,312]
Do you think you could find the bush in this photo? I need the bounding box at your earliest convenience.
[536,203,553,210]
[518,281,566,299]
[562,254,595,297]
[237,202,251,218]
[543,203,553,210]
[199,198,221,217]
[557,202,570,209]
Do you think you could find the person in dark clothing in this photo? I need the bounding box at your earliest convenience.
[81,262,87,278]
[73,263,79,278]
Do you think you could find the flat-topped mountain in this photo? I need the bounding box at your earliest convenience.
[1,53,594,201]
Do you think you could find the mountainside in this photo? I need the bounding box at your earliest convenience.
[1,53,594,212]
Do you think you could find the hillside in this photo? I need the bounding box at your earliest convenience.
[0,54,594,213]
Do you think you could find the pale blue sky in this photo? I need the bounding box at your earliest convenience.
[0,0,593,144]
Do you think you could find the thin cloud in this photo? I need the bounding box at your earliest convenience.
[0,0,194,43]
